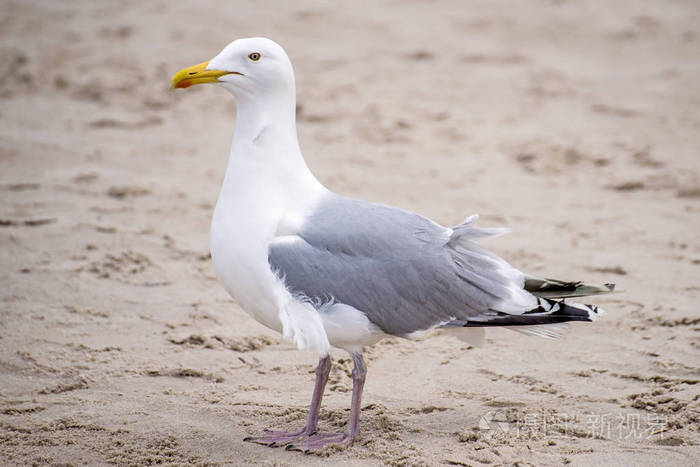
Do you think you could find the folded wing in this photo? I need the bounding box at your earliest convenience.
[269,194,551,337]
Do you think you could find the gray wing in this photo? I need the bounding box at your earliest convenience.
[268,194,535,336]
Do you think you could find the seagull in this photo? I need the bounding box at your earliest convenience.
[171,37,614,453]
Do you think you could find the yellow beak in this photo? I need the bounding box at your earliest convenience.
[171,60,239,89]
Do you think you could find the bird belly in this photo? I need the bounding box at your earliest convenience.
[210,199,285,334]
[208,156,332,352]
[320,303,385,353]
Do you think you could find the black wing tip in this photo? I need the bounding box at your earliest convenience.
[524,276,617,299]
[462,299,603,328]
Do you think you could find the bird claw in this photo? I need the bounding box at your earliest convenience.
[243,429,312,447]
[285,432,354,453]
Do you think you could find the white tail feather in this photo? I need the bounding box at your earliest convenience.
[507,323,570,339]
[452,327,486,347]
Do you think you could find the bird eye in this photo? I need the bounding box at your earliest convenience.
[248,52,261,61]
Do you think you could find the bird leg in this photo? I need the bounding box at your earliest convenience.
[287,353,366,453]
[244,355,330,447]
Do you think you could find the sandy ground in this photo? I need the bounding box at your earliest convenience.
[1,0,699,465]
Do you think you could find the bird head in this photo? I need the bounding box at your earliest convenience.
[171,37,295,101]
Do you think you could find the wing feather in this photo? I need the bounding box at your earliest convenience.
[268,195,534,336]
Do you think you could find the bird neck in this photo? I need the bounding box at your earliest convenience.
[232,90,297,145]
[221,91,326,202]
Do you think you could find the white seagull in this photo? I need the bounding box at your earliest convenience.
[171,37,614,453]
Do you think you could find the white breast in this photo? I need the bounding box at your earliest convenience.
[210,190,283,333]
[209,137,332,353]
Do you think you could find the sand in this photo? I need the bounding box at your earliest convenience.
[1,0,699,465]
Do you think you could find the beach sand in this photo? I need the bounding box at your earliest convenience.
[1,0,699,464]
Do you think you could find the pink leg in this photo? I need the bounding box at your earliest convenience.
[287,353,366,453]
[244,355,331,447]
